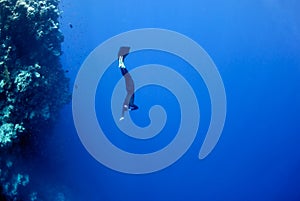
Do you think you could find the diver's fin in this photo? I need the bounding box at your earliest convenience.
[118,46,130,59]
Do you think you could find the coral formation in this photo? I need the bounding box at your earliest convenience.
[0,0,70,199]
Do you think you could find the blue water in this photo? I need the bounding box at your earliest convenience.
[47,0,300,200]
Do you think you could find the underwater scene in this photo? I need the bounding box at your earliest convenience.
[1,0,300,200]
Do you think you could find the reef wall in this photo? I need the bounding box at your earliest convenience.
[0,0,70,199]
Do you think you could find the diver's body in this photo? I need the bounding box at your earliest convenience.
[119,55,138,121]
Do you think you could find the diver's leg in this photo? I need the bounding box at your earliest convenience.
[129,93,134,106]
[120,68,128,76]
[129,94,138,111]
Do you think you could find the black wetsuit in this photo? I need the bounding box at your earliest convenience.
[120,68,138,111]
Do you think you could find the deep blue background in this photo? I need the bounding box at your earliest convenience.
[46,0,300,200]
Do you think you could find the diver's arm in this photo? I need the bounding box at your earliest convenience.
[119,105,128,121]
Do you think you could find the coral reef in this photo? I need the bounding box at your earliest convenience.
[0,0,70,199]
[0,158,29,200]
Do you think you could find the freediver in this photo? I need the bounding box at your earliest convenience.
[118,47,138,121]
